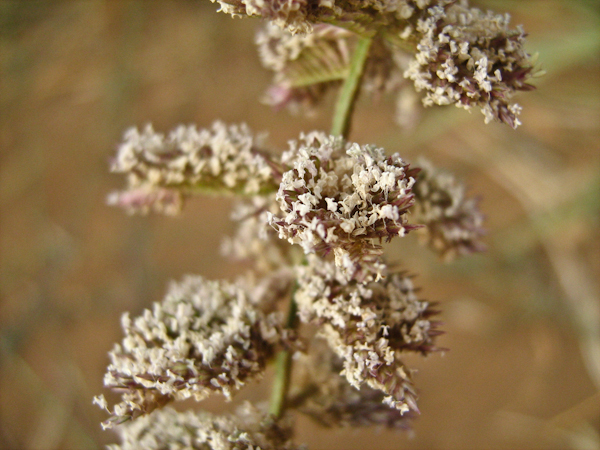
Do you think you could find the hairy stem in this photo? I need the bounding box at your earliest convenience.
[330,36,372,138]
[268,296,297,418]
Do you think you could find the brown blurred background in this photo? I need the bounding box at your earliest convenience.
[1,1,599,449]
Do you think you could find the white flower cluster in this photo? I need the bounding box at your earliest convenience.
[96,275,287,428]
[404,1,534,128]
[291,338,413,428]
[294,255,440,413]
[269,132,418,278]
[108,404,300,450]
[108,122,278,214]
[412,158,485,259]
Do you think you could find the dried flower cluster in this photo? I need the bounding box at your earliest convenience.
[107,122,279,215]
[99,122,481,445]
[294,255,440,413]
[97,0,538,447]
[94,275,290,429]
[270,132,419,278]
[411,158,485,259]
[107,403,299,450]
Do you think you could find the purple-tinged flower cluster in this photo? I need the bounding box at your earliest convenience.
[403,3,536,128]
[108,122,279,214]
[94,274,291,429]
[269,132,419,278]
[412,158,485,259]
[294,255,442,413]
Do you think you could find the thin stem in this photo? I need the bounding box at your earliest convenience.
[268,296,297,418]
[330,36,372,138]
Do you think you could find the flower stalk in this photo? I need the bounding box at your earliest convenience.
[269,295,297,418]
[330,37,372,139]
[269,37,375,418]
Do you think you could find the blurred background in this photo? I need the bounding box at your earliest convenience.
[1,1,598,449]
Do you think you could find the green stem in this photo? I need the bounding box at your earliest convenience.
[330,37,373,138]
[268,296,297,418]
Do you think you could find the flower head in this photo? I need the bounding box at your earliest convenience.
[108,122,279,214]
[96,275,291,428]
[411,158,485,259]
[403,2,536,128]
[294,255,442,413]
[269,132,419,277]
